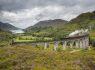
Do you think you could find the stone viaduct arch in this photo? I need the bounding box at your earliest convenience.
[44,34,89,51]
[12,34,89,51]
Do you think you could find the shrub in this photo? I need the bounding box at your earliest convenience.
[92,40,95,47]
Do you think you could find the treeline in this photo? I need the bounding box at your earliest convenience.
[0,29,13,47]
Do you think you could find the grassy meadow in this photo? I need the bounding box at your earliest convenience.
[0,46,95,70]
[14,36,53,43]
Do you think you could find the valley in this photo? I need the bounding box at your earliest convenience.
[0,11,95,70]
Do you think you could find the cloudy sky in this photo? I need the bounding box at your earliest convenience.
[0,0,95,29]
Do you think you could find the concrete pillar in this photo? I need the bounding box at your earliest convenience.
[83,37,89,49]
[75,40,80,48]
[82,36,89,49]
[79,38,88,49]
[79,39,83,48]
[66,40,69,48]
[62,41,67,50]
[87,37,90,48]
[82,39,85,49]
[80,38,86,49]
[85,37,89,48]
[54,41,58,51]
[70,40,74,48]
[44,42,49,49]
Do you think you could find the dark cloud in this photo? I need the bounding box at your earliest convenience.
[0,0,91,11]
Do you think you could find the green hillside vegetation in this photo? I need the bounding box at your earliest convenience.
[25,19,68,39]
[70,11,95,30]
[0,29,13,47]
[0,21,19,46]
[14,35,53,43]
[25,27,70,40]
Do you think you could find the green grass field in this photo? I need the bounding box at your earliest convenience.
[14,36,53,42]
[0,46,95,70]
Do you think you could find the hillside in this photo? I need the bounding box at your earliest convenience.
[33,19,68,27]
[25,11,95,39]
[26,19,67,31]
[70,11,95,30]
[69,11,95,40]
[0,22,19,31]
[0,22,21,46]
[25,19,68,38]
[0,29,13,46]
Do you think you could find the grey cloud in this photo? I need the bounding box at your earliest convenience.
[0,0,95,12]
[0,0,95,28]
[0,0,82,11]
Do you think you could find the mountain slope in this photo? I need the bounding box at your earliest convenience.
[26,19,68,33]
[25,11,95,39]
[0,29,13,46]
[26,19,67,30]
[25,19,68,38]
[33,19,68,28]
[70,11,95,30]
[0,22,18,46]
[0,22,19,31]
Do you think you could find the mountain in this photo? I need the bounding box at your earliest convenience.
[0,22,19,31]
[26,11,95,32]
[70,11,95,30]
[25,11,95,39]
[25,19,68,38]
[26,19,68,32]
[71,11,95,23]
[33,19,68,28]
[68,11,95,40]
